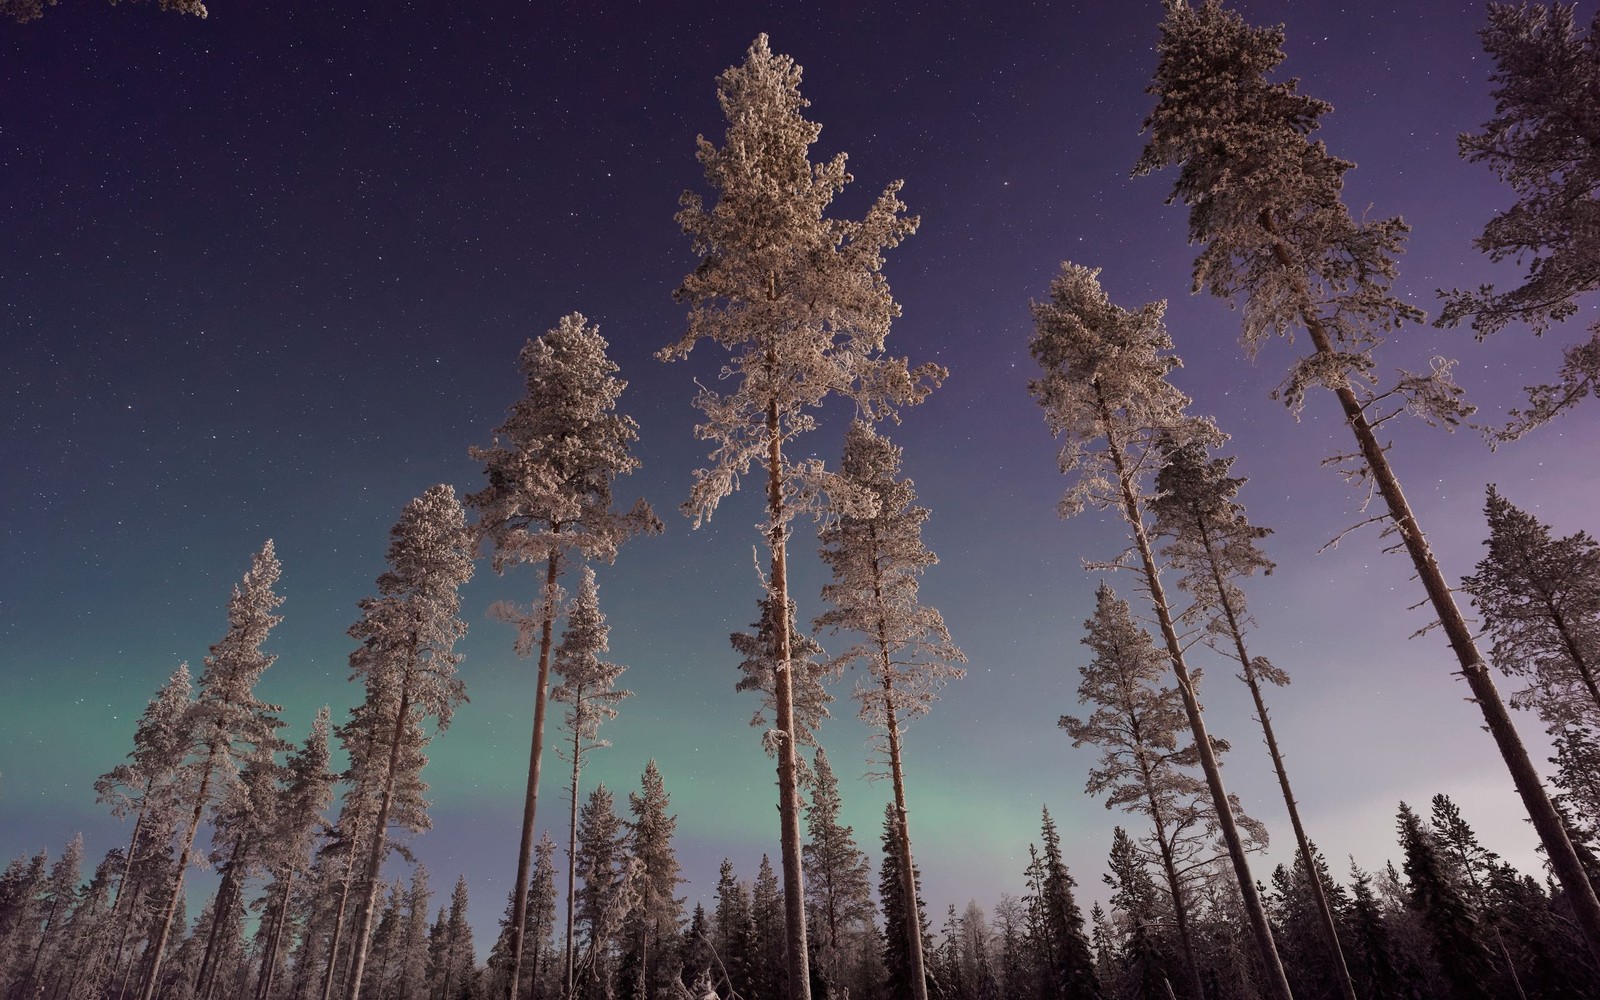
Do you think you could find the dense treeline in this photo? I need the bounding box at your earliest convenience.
[8,2,1600,999]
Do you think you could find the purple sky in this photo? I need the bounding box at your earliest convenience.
[3,0,1596,950]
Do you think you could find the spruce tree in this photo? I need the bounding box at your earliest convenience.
[664,36,942,1000]
[573,785,630,1000]
[622,760,685,1000]
[469,311,660,1000]
[1462,485,1600,729]
[802,746,874,993]
[343,486,474,1000]
[1135,0,1600,959]
[814,421,964,1000]
[1031,810,1100,1000]
[255,709,336,1000]
[1028,262,1288,999]
[1442,1,1600,437]
[1397,802,1496,1000]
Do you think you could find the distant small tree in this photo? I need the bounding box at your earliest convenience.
[622,761,685,1000]
[1135,0,1600,962]
[878,806,931,1000]
[802,746,875,992]
[1442,2,1600,437]
[1462,485,1600,729]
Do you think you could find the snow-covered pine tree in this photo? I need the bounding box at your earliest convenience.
[622,760,685,1000]
[549,566,630,999]
[1135,0,1600,960]
[664,35,942,1000]
[1442,2,1600,437]
[749,855,786,1000]
[138,541,285,1000]
[1150,438,1357,1000]
[802,746,874,994]
[1061,584,1262,999]
[342,486,474,1000]
[813,421,963,1000]
[1462,485,1600,730]
[468,311,660,1000]
[1027,262,1287,998]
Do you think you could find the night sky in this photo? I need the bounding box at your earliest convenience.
[4,0,1596,951]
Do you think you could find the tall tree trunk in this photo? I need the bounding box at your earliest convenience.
[256,868,297,1000]
[198,836,248,1000]
[345,684,413,1000]
[508,554,560,1000]
[565,723,583,1000]
[1263,219,1600,965]
[138,742,220,1000]
[1129,723,1206,1000]
[1099,397,1295,1000]
[1194,517,1359,1000]
[321,849,360,1000]
[766,397,813,1000]
[881,681,928,1000]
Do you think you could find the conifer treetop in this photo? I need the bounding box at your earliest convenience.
[1028,261,1217,519]
[1135,0,1447,416]
[470,312,660,571]
[665,34,943,529]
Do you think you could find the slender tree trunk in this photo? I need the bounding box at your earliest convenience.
[1543,603,1600,720]
[345,684,414,1000]
[103,810,149,1000]
[565,721,583,1000]
[1128,725,1206,1000]
[321,850,359,1000]
[138,743,220,1000]
[765,396,812,1000]
[1149,822,1205,1000]
[257,868,297,1000]
[198,836,248,1000]
[1099,397,1295,1000]
[1261,220,1600,965]
[1194,518,1359,1000]
[881,677,929,1000]
[509,554,561,1000]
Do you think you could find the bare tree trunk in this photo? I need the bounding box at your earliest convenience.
[509,555,561,1000]
[564,720,583,1000]
[138,744,220,1000]
[345,684,413,1000]
[765,397,812,1000]
[881,680,928,1000]
[1194,519,1359,1000]
[198,837,247,1000]
[1099,397,1294,1000]
[321,852,359,1000]
[256,867,297,1000]
[1260,222,1600,965]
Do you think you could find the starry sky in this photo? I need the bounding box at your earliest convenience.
[3,0,1597,952]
